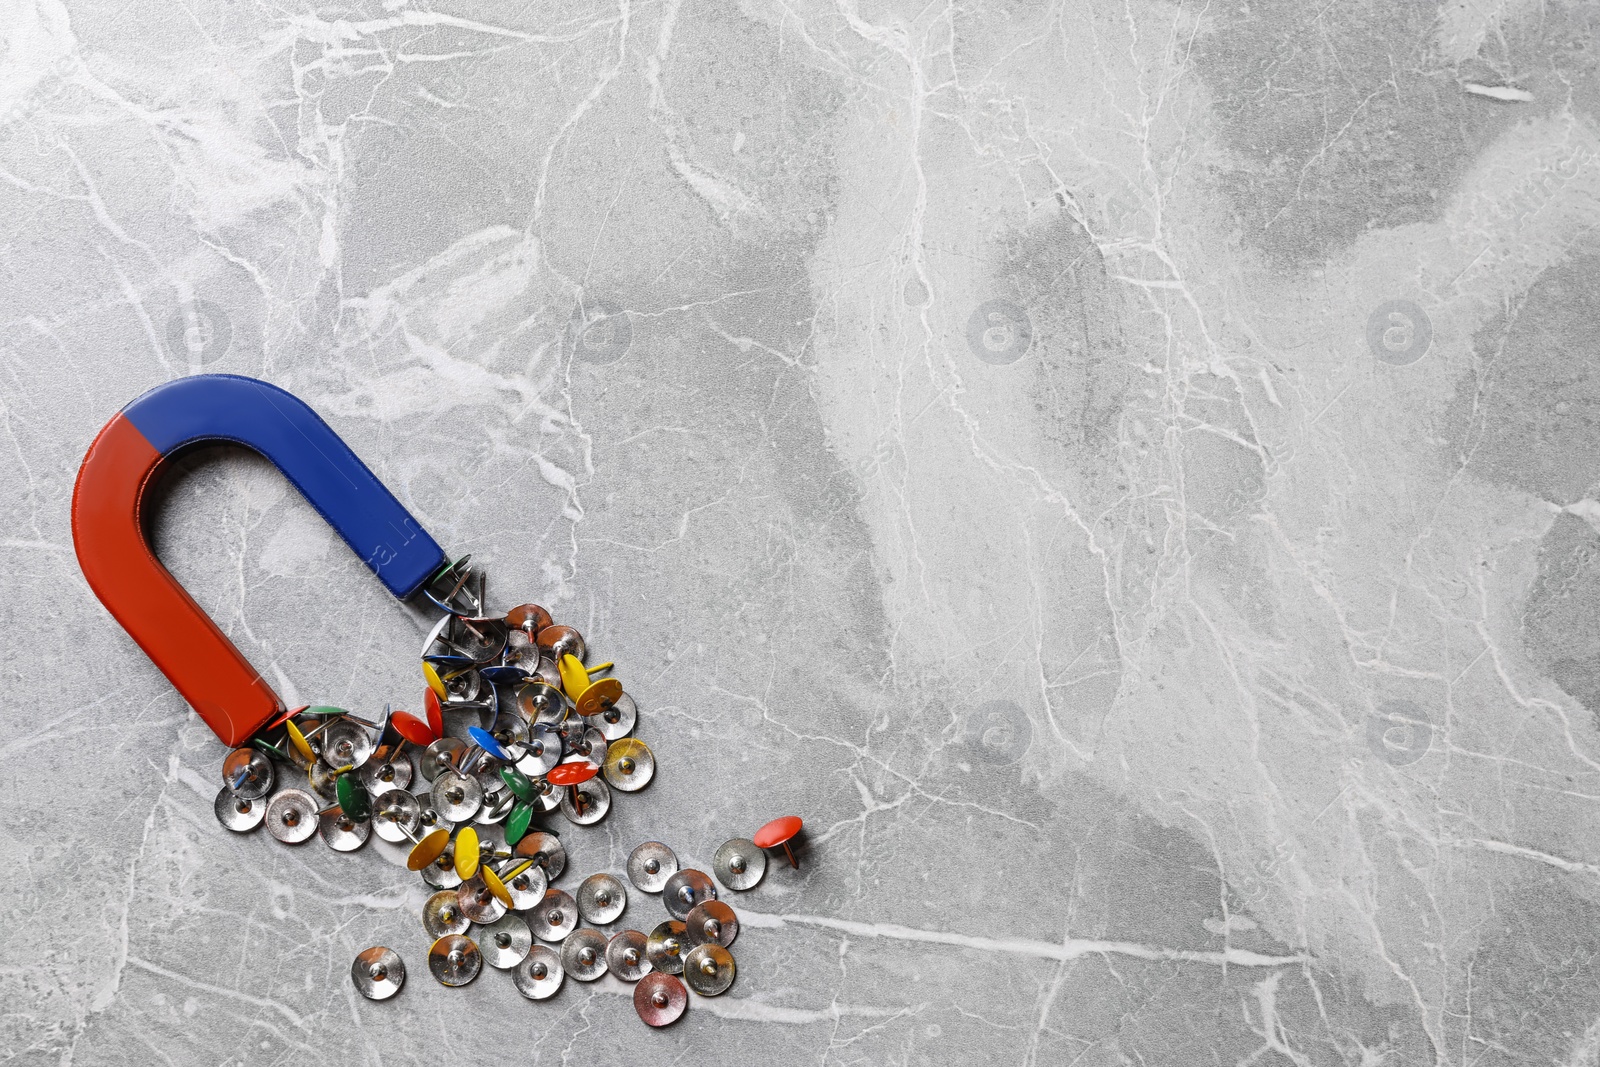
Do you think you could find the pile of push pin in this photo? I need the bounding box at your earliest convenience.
[211,557,806,1026]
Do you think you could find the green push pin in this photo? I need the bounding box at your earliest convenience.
[251,737,290,762]
[505,801,535,847]
[499,766,536,804]
[336,772,371,821]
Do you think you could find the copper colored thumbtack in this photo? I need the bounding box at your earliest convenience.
[753,815,804,869]
[634,972,687,1027]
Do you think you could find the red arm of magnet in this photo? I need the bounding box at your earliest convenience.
[72,413,281,746]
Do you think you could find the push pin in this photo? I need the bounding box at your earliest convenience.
[334,772,371,822]
[400,824,453,872]
[606,929,650,981]
[627,841,679,893]
[467,725,510,763]
[646,920,688,975]
[661,869,717,921]
[546,761,599,817]
[512,945,564,1001]
[685,901,738,949]
[222,748,275,800]
[577,872,628,925]
[634,973,688,1027]
[682,944,735,996]
[351,946,405,1001]
[423,889,471,938]
[419,841,462,890]
[530,888,578,943]
[424,685,445,738]
[318,804,370,852]
[497,857,547,910]
[602,738,654,792]
[561,928,609,982]
[480,858,534,911]
[265,788,320,844]
[504,801,535,847]
[427,933,482,987]
[478,913,533,969]
[391,710,438,748]
[214,787,265,832]
[753,815,804,869]
[454,826,482,881]
[713,837,766,891]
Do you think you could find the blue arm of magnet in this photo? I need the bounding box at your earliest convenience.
[121,374,446,599]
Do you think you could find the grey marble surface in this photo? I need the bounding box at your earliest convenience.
[9,0,1600,1063]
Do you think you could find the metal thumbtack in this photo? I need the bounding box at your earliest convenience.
[505,603,553,635]
[536,624,586,663]
[423,889,471,938]
[479,913,533,969]
[595,692,637,742]
[432,768,482,822]
[602,737,654,792]
[515,722,561,777]
[530,888,578,942]
[214,787,265,832]
[457,874,507,925]
[321,718,377,768]
[318,804,371,851]
[360,744,413,795]
[606,930,651,982]
[685,901,738,949]
[351,946,405,1000]
[420,737,466,782]
[372,790,420,843]
[514,831,567,881]
[713,838,766,891]
[753,815,804,869]
[683,944,735,996]
[561,928,609,982]
[662,869,717,921]
[499,858,548,910]
[577,872,628,925]
[627,841,679,893]
[265,788,319,844]
[428,933,482,987]
[634,972,688,1027]
[223,748,275,799]
[646,920,688,975]
[512,945,564,1000]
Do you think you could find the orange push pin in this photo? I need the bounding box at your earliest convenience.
[546,761,599,818]
[455,826,481,881]
[753,816,804,869]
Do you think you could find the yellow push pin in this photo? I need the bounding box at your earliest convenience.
[285,719,317,765]
[423,661,448,701]
[481,865,511,908]
[405,827,452,872]
[455,825,481,881]
[576,678,624,718]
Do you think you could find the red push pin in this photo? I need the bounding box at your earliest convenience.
[424,686,445,738]
[753,815,804,869]
[546,761,599,818]
[391,709,438,747]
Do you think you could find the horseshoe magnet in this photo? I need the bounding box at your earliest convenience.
[72,374,446,747]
